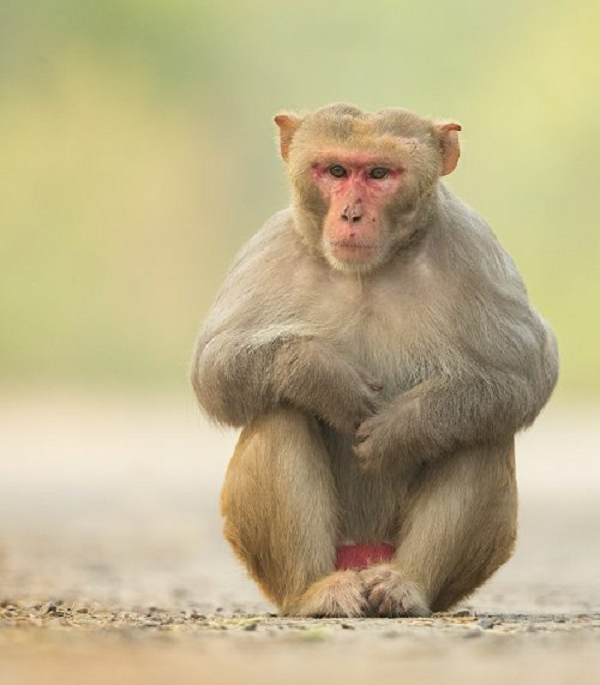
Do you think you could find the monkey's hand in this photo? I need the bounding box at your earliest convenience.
[353,408,397,471]
[278,339,383,435]
[353,393,421,470]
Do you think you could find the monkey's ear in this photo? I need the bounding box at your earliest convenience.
[274,113,304,162]
[436,122,462,176]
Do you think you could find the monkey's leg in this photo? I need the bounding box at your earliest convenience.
[221,408,367,617]
[361,440,518,616]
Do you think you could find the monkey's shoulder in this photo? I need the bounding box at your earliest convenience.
[230,208,299,269]
[214,209,308,301]
[438,190,522,282]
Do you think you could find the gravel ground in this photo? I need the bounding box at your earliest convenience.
[1,392,599,684]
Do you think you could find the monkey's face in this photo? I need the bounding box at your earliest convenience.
[275,104,461,274]
[297,135,435,273]
[310,152,406,272]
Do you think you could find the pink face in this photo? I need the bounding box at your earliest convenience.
[311,151,404,268]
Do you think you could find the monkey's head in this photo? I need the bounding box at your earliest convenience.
[275,103,461,273]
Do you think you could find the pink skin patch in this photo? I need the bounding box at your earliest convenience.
[336,543,396,571]
[311,153,404,264]
[311,158,403,198]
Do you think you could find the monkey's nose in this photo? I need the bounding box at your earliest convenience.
[341,200,363,223]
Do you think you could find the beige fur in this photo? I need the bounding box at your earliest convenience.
[192,104,557,616]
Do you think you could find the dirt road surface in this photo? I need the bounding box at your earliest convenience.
[1,392,599,684]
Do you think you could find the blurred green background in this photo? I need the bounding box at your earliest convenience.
[1,0,598,395]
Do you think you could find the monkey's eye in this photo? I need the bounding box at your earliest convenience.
[329,165,347,178]
[369,167,389,180]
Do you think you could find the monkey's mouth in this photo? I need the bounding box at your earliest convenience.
[329,241,377,261]
[331,241,376,248]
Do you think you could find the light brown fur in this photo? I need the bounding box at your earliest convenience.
[192,104,558,617]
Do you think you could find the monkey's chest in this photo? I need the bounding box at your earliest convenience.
[338,314,421,394]
[312,291,441,395]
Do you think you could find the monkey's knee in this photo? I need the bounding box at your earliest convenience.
[431,444,518,610]
[221,408,323,514]
[431,505,517,613]
[221,408,337,609]
[221,408,311,548]
[398,441,518,612]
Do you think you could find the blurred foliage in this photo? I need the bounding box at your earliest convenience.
[1,0,599,393]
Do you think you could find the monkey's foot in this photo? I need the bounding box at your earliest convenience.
[292,570,368,618]
[360,564,431,617]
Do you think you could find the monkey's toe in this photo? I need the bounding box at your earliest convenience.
[292,570,368,618]
[360,564,431,617]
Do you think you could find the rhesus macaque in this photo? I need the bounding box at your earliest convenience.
[191,104,558,617]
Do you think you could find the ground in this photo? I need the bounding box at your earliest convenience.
[0,392,599,684]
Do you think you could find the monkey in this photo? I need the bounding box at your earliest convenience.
[190,104,558,618]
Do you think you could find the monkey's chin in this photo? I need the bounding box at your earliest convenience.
[326,244,384,274]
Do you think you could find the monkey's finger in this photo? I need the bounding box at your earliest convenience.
[354,425,369,442]
[363,395,381,416]
[354,411,374,432]
[352,443,366,458]
[353,442,376,465]
[367,584,387,608]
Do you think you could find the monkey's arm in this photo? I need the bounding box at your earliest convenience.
[192,331,381,432]
[355,311,558,467]
[191,212,383,431]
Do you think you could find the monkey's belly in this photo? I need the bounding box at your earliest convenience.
[335,543,396,570]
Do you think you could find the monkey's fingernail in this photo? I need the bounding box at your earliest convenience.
[371,383,384,391]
